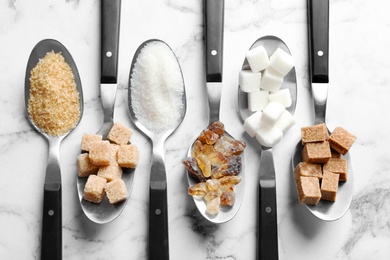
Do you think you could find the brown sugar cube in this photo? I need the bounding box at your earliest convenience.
[329,127,356,155]
[77,153,99,177]
[105,179,128,204]
[98,162,123,182]
[323,157,348,181]
[331,149,341,158]
[321,171,339,202]
[301,123,328,144]
[81,133,102,152]
[302,141,331,163]
[83,175,107,203]
[108,144,119,163]
[89,141,111,166]
[296,176,321,205]
[294,162,323,181]
[107,123,133,145]
[117,144,139,168]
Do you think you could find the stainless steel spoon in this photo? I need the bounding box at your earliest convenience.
[186,0,246,224]
[128,39,186,260]
[25,39,83,260]
[76,0,135,224]
[292,0,353,221]
[238,36,297,260]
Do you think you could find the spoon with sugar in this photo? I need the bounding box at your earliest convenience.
[185,0,246,224]
[291,0,353,221]
[128,39,186,260]
[238,35,297,260]
[25,39,83,260]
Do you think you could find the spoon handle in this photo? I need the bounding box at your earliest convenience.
[101,0,121,83]
[258,149,278,260]
[205,0,224,82]
[149,156,169,260]
[308,0,329,83]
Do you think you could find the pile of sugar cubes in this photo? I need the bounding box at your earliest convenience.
[77,123,139,204]
[240,45,296,147]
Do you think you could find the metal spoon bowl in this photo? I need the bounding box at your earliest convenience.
[25,38,83,259]
[128,39,186,260]
[238,35,297,260]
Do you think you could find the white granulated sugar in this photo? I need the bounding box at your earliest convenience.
[130,41,184,134]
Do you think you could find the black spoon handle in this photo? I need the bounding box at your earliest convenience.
[308,0,329,83]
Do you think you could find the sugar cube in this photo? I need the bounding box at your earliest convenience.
[269,88,292,108]
[244,111,262,137]
[274,109,296,133]
[328,127,356,155]
[269,48,295,76]
[260,68,284,93]
[294,162,323,181]
[260,102,285,128]
[255,123,283,147]
[301,123,328,144]
[295,176,321,205]
[239,70,261,92]
[81,134,102,152]
[248,90,269,112]
[302,141,331,163]
[98,162,123,182]
[118,144,140,168]
[323,157,348,181]
[89,141,111,166]
[321,171,339,202]
[246,45,269,72]
[105,179,128,204]
[107,123,133,145]
[83,175,107,203]
[77,153,99,177]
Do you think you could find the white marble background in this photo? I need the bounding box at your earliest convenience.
[1,0,390,259]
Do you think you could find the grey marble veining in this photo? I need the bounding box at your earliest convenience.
[1,0,389,259]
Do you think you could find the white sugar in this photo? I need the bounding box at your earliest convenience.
[130,41,184,134]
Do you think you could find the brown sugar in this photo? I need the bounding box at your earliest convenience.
[294,162,323,180]
[117,144,140,168]
[107,123,133,145]
[81,134,102,152]
[27,51,80,136]
[323,157,348,181]
[83,175,107,203]
[321,171,339,201]
[295,176,321,205]
[88,141,111,166]
[329,127,356,155]
[302,141,331,163]
[77,153,99,177]
[301,123,328,144]
[105,179,128,204]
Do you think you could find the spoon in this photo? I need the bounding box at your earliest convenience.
[25,39,83,260]
[76,0,134,224]
[128,39,186,260]
[238,36,297,260]
[292,0,353,221]
[186,0,246,224]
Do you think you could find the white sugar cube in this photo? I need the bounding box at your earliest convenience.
[269,48,294,76]
[261,102,285,127]
[269,88,292,108]
[274,109,296,133]
[246,45,269,73]
[255,124,283,147]
[248,90,269,112]
[244,111,263,137]
[239,70,261,92]
[260,68,284,93]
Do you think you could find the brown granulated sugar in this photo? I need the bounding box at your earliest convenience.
[28,51,80,136]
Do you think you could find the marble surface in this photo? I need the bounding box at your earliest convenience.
[1,0,389,259]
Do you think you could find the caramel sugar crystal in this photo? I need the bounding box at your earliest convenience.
[302,141,331,163]
[81,133,102,152]
[295,176,321,205]
[117,144,140,168]
[321,171,339,202]
[323,157,348,181]
[107,123,133,145]
[105,179,128,204]
[294,162,323,180]
[89,141,111,166]
[301,123,328,144]
[329,127,356,155]
[77,153,99,177]
[83,175,107,203]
